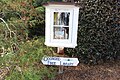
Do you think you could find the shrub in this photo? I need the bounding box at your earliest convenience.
[0,0,56,80]
[65,0,120,64]
[1,38,56,80]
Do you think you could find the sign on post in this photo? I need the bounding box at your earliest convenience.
[41,56,79,66]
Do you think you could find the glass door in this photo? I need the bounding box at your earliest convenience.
[53,12,70,39]
[50,8,73,43]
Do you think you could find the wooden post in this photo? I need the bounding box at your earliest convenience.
[57,47,64,73]
[57,47,64,55]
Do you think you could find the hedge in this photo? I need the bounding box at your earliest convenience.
[65,0,120,64]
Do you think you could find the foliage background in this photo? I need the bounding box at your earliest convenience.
[0,0,56,80]
[0,0,120,79]
[65,0,120,64]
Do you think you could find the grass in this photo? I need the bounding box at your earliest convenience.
[0,37,56,80]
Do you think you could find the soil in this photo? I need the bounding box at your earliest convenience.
[54,60,120,80]
[0,60,119,80]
